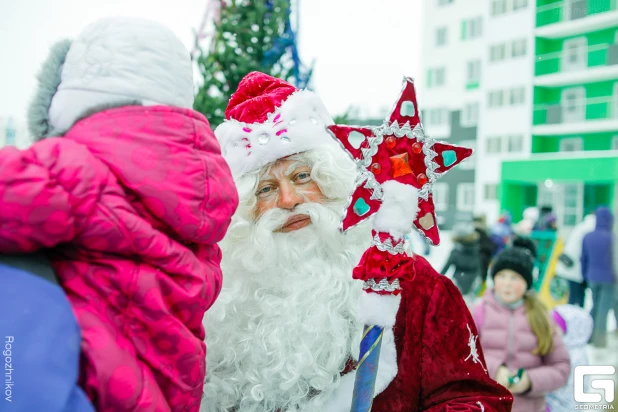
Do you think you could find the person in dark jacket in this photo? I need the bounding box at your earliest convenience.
[490,212,514,257]
[581,206,616,347]
[534,205,558,232]
[441,222,482,302]
[474,214,496,284]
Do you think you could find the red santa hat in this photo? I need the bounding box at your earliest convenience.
[215,72,336,177]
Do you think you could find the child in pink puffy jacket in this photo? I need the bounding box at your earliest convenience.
[0,18,238,412]
[472,241,570,412]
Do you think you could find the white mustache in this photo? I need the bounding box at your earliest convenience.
[255,202,339,232]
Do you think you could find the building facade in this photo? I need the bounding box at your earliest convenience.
[0,116,29,149]
[421,0,618,229]
[419,0,485,229]
[501,0,618,228]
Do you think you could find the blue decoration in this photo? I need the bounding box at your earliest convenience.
[262,0,313,88]
[353,198,370,216]
[442,150,457,167]
[351,325,384,412]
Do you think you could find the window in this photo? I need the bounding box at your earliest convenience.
[433,183,449,211]
[457,183,475,212]
[427,68,446,87]
[511,39,527,58]
[459,140,476,169]
[435,67,445,86]
[438,0,454,5]
[559,137,583,152]
[486,136,502,153]
[507,135,523,152]
[489,43,506,62]
[561,87,585,122]
[562,37,587,72]
[562,183,583,227]
[509,87,525,105]
[484,183,498,201]
[471,17,483,38]
[466,60,481,85]
[436,27,448,46]
[462,17,482,40]
[513,0,528,10]
[491,0,507,16]
[427,108,449,126]
[612,135,618,150]
[488,90,505,108]
[4,118,16,146]
[614,82,618,119]
[461,102,479,127]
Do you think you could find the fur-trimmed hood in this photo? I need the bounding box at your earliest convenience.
[28,17,194,139]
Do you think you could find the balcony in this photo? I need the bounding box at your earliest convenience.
[532,95,618,134]
[535,43,618,86]
[536,0,618,38]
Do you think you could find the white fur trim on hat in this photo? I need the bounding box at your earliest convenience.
[48,17,194,135]
[215,89,336,177]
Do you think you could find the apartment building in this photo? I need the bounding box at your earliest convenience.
[421,0,618,228]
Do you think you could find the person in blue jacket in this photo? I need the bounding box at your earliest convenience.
[581,206,616,348]
[0,253,93,411]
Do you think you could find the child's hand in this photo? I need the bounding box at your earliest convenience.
[509,370,531,394]
[494,365,511,388]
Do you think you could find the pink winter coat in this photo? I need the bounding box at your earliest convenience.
[0,106,238,411]
[472,291,570,412]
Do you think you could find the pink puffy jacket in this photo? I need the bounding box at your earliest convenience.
[472,291,570,412]
[0,106,238,411]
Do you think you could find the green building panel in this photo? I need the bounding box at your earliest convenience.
[532,132,617,153]
[535,28,618,76]
[537,0,616,28]
[500,156,618,220]
[533,80,618,125]
[585,184,613,213]
[502,155,618,182]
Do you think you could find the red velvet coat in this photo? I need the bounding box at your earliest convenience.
[371,255,513,411]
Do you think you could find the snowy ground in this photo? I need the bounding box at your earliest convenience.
[410,232,618,406]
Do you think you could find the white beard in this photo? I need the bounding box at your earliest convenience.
[202,201,371,412]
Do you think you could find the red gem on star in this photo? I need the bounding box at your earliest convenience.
[385,136,396,149]
[371,163,382,175]
[390,153,413,178]
[412,142,422,154]
[417,173,429,186]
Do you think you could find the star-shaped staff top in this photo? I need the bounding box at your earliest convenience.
[327,77,472,246]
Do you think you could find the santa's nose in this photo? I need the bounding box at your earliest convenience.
[277,182,304,210]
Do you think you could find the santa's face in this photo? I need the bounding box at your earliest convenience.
[202,148,372,412]
[254,158,326,232]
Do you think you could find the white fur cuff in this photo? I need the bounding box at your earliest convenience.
[372,181,420,239]
[357,292,401,328]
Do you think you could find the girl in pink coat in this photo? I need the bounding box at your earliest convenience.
[472,242,570,412]
[0,18,238,411]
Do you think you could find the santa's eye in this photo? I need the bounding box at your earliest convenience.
[294,171,311,182]
[256,185,275,198]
